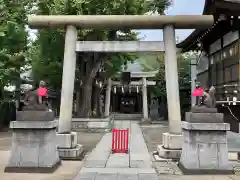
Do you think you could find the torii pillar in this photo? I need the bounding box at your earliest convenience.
[104,78,112,117]
[57,25,84,159]
[141,77,149,121]
[157,25,182,159]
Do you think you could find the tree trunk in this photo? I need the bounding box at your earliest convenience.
[78,80,93,117]
[92,84,98,117]
[78,52,103,117]
[97,88,103,117]
[78,63,102,117]
[94,86,102,117]
[76,91,81,117]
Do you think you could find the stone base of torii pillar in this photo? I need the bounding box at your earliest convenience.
[57,132,84,160]
[157,132,182,160]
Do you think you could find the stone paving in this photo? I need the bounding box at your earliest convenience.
[0,121,239,179]
[73,120,158,180]
[72,121,240,180]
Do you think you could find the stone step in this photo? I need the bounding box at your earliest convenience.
[79,167,156,174]
[113,114,142,117]
[73,170,159,180]
[114,116,142,118]
[113,116,142,121]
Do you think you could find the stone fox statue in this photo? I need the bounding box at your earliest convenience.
[191,86,217,113]
[203,86,216,108]
[22,81,50,111]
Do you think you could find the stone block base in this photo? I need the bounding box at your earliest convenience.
[178,162,233,175]
[57,132,78,148]
[191,106,218,113]
[57,131,84,160]
[16,111,54,121]
[5,120,60,173]
[162,132,182,149]
[157,145,181,160]
[157,132,182,160]
[185,112,224,123]
[58,144,84,160]
[5,161,61,173]
[180,121,232,174]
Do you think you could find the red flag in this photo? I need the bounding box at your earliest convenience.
[37,87,47,97]
[192,87,203,97]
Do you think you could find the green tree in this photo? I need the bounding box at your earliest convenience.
[138,52,165,98]
[0,0,34,128]
[138,52,192,118]
[0,0,34,99]
[138,52,192,99]
[30,0,172,117]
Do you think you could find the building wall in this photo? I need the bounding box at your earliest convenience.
[196,52,209,88]
[197,30,240,89]
[196,30,240,132]
[111,91,143,113]
[223,31,239,47]
[209,39,221,55]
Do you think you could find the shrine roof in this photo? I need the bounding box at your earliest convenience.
[177,0,240,52]
[124,61,158,78]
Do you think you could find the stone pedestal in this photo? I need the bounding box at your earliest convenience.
[179,121,233,174]
[157,132,182,160]
[5,117,60,173]
[57,132,84,160]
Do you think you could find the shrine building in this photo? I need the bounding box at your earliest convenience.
[178,0,240,132]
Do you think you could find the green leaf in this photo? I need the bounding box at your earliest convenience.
[0,32,5,37]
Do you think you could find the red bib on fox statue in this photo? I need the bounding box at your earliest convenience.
[37,81,48,105]
[192,87,203,97]
[37,87,47,97]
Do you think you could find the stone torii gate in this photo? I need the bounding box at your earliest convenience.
[28,15,213,159]
[106,71,158,119]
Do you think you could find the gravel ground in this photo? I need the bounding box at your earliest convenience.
[141,123,168,152]
[141,123,182,175]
